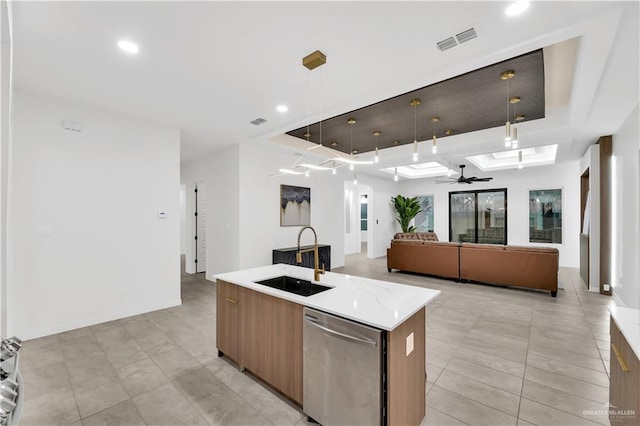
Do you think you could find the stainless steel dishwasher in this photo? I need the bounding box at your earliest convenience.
[303,307,385,425]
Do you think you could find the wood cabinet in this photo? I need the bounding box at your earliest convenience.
[216,279,427,424]
[216,280,238,362]
[238,287,303,404]
[216,280,303,405]
[610,317,640,425]
[388,307,425,426]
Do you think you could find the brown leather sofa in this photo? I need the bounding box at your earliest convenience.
[387,233,559,297]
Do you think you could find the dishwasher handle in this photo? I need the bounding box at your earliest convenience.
[304,315,378,347]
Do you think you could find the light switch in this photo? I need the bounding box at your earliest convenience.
[406,332,414,356]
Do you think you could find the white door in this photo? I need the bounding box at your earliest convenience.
[195,183,207,273]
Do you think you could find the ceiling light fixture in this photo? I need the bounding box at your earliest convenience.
[117,40,139,54]
[373,131,380,163]
[505,1,530,16]
[348,118,356,171]
[501,70,515,147]
[394,167,399,182]
[410,98,421,162]
[512,100,523,149]
[276,105,288,113]
[518,150,524,169]
[353,172,358,186]
[430,117,439,154]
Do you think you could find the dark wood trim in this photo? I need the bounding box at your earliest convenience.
[580,169,590,288]
[598,136,612,295]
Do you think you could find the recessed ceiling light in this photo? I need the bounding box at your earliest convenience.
[505,1,530,16]
[276,105,288,113]
[117,40,139,54]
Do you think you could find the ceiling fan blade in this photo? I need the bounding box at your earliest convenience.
[474,177,494,181]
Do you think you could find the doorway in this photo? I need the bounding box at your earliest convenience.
[360,194,368,254]
[194,183,207,273]
[183,182,207,275]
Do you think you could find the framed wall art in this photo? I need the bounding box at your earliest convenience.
[280,185,311,226]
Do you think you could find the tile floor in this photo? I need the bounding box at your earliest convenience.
[19,252,613,426]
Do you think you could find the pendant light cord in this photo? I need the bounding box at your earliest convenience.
[506,78,510,122]
[414,104,417,141]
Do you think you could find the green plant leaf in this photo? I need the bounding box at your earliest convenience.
[391,195,423,233]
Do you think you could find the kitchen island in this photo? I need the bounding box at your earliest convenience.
[214,263,440,425]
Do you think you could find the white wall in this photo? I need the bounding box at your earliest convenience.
[237,141,345,272]
[179,185,187,255]
[0,0,13,338]
[344,180,360,256]
[399,162,581,267]
[181,145,240,276]
[356,174,398,259]
[612,104,640,308]
[9,90,181,339]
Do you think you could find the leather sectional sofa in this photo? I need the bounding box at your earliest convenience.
[387,232,559,297]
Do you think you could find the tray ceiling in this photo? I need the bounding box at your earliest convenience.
[286,49,545,155]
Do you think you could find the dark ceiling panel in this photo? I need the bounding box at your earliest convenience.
[286,49,545,155]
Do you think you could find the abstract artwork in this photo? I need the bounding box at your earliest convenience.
[415,195,434,232]
[529,189,562,243]
[280,185,311,226]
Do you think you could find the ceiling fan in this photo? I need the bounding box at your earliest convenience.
[436,165,494,184]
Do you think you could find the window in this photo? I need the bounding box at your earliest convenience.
[415,195,434,232]
[529,189,562,243]
[449,189,507,245]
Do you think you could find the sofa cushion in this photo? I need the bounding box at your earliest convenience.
[506,245,559,254]
[391,239,424,245]
[423,241,460,248]
[393,232,438,241]
[460,243,505,250]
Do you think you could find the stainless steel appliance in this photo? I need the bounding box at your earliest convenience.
[303,307,385,425]
[0,337,23,426]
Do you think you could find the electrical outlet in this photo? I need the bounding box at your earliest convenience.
[406,332,414,356]
[604,283,610,292]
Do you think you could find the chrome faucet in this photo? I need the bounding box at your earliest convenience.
[296,226,325,282]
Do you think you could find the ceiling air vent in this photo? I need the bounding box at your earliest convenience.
[456,28,478,45]
[436,37,458,52]
[250,117,267,126]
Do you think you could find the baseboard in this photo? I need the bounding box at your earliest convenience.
[612,291,626,307]
[21,298,183,341]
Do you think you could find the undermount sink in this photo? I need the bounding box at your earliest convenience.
[254,276,332,297]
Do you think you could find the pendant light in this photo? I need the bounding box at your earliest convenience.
[518,150,524,169]
[410,98,421,162]
[348,118,356,171]
[353,172,358,185]
[510,96,521,149]
[501,70,515,147]
[373,131,380,163]
[394,167,399,182]
[430,117,439,154]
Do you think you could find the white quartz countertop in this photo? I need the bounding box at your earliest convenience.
[608,305,640,360]
[214,264,441,331]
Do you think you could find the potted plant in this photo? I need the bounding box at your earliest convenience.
[391,195,422,233]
